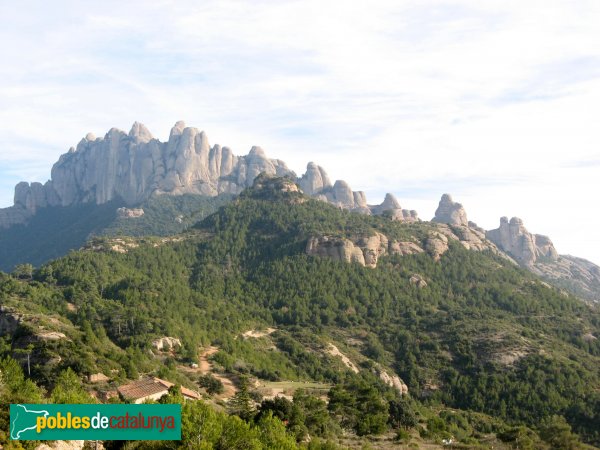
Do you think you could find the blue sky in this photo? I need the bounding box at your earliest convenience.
[0,0,599,263]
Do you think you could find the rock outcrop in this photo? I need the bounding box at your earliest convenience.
[432,194,468,226]
[434,223,498,253]
[533,255,600,303]
[0,306,22,336]
[409,274,428,289]
[377,368,409,395]
[0,122,293,228]
[152,336,182,351]
[306,221,499,267]
[486,217,558,266]
[483,216,600,302]
[1,123,419,228]
[369,193,419,222]
[306,233,424,268]
[298,162,331,196]
[425,231,450,261]
[117,207,144,218]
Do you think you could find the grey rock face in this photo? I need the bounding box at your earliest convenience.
[432,194,468,226]
[486,217,559,266]
[298,162,332,195]
[296,163,419,215]
[328,180,355,208]
[484,216,599,302]
[0,121,420,228]
[0,122,296,227]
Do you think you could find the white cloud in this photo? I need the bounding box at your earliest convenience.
[0,0,599,263]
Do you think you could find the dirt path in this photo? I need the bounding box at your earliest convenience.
[199,346,219,374]
[197,346,237,399]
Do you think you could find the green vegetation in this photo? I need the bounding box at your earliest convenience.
[1,177,599,448]
[0,194,232,272]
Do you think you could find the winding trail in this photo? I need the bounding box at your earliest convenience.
[198,346,237,399]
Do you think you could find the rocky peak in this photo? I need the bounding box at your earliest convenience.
[248,146,266,158]
[486,216,559,266]
[0,121,419,228]
[169,120,186,139]
[129,121,153,143]
[298,162,332,196]
[368,193,418,222]
[380,193,401,210]
[432,193,468,226]
[330,180,355,208]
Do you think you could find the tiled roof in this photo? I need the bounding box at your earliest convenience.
[117,378,168,400]
[117,377,200,401]
[154,378,201,400]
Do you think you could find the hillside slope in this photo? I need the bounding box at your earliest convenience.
[1,176,599,448]
[0,193,231,271]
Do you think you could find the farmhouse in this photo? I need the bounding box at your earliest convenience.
[118,377,200,404]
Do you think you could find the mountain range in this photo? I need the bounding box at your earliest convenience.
[1,172,599,448]
[1,121,598,303]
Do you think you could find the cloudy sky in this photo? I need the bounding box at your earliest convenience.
[1,0,599,263]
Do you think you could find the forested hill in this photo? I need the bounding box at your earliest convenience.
[0,193,232,272]
[1,175,599,448]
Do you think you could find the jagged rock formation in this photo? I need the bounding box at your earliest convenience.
[0,122,292,228]
[298,162,331,196]
[432,194,468,226]
[369,193,419,222]
[306,233,424,268]
[296,163,417,218]
[486,217,600,302]
[298,163,369,212]
[434,223,499,253]
[427,194,505,257]
[1,123,418,228]
[306,218,502,267]
[486,217,558,266]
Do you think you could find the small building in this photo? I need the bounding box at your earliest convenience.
[118,377,200,404]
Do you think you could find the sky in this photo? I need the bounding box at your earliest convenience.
[0,0,599,263]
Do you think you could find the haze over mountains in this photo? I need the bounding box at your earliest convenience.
[0,121,598,302]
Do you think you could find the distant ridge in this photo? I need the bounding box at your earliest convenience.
[0,121,598,302]
[0,121,416,229]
